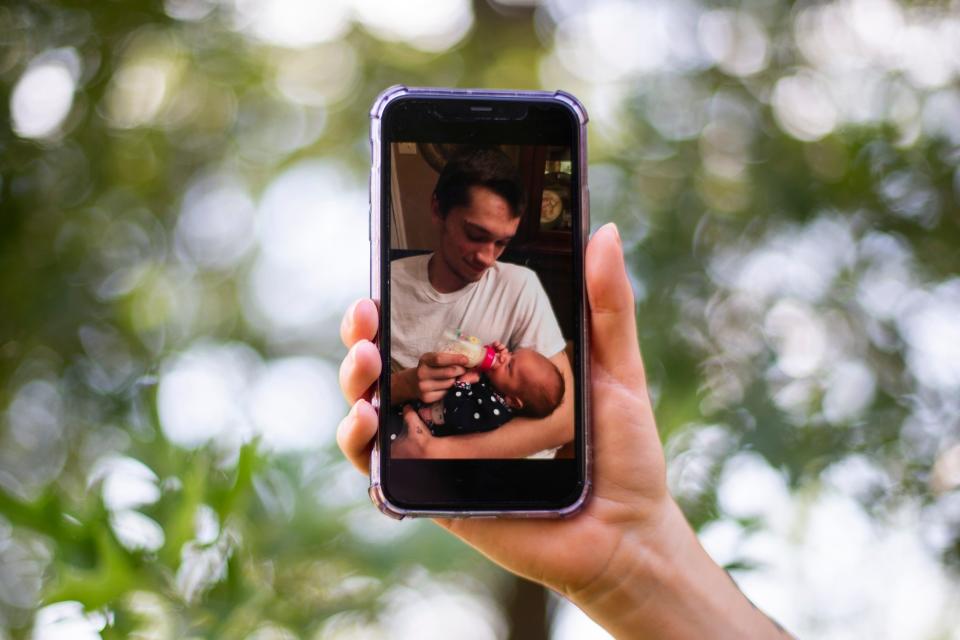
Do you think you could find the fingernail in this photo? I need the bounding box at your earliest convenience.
[609,223,621,248]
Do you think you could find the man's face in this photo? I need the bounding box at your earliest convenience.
[433,186,521,288]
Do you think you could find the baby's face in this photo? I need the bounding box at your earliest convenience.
[486,348,547,399]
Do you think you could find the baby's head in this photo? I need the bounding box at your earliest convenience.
[486,347,564,418]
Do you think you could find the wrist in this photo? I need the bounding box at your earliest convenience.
[423,435,452,458]
[560,494,678,625]
[392,368,416,404]
[566,497,789,639]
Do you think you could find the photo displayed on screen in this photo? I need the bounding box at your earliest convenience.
[387,143,576,460]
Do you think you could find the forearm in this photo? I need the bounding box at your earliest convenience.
[430,352,576,458]
[566,497,792,639]
[430,408,573,458]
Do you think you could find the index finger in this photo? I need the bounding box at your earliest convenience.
[340,299,379,349]
[422,351,469,368]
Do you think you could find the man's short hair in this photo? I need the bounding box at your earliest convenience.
[433,147,525,219]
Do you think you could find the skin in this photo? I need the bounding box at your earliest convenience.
[338,224,792,639]
[410,347,559,441]
[390,186,520,406]
[389,185,575,458]
[484,347,560,411]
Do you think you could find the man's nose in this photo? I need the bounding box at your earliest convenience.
[477,242,496,266]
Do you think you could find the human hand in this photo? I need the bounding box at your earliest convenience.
[338,223,666,583]
[413,351,469,403]
[453,342,505,384]
[487,340,509,372]
[455,370,481,384]
[392,405,436,458]
[337,225,790,638]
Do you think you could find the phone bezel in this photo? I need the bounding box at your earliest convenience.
[369,86,591,519]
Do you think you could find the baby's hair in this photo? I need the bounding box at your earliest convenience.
[518,357,565,418]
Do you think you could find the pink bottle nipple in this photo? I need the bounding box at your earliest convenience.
[478,345,497,372]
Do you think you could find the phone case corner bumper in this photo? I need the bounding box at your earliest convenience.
[370,85,411,120]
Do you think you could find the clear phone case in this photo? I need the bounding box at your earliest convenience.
[368,85,591,519]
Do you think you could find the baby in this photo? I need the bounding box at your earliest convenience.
[416,342,565,437]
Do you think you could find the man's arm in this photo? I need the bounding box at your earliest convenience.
[421,350,575,458]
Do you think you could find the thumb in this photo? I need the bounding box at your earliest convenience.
[402,404,424,429]
[586,223,646,386]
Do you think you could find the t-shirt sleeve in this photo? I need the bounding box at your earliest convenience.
[509,269,567,358]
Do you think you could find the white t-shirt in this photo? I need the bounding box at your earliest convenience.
[390,254,566,370]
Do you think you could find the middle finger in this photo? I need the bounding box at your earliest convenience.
[339,339,382,403]
[340,299,379,349]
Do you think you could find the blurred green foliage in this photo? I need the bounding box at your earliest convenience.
[1,0,959,637]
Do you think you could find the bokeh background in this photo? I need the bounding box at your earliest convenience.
[2,0,960,637]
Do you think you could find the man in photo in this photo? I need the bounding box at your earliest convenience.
[389,147,574,458]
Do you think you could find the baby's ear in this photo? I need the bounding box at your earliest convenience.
[505,396,523,410]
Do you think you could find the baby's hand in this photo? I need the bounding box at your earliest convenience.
[487,341,509,371]
[457,371,481,384]
[417,405,434,424]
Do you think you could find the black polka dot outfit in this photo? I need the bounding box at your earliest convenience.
[426,378,513,437]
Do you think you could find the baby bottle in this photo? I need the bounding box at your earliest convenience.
[439,329,497,371]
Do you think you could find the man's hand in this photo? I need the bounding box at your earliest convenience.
[393,351,469,404]
[392,405,436,458]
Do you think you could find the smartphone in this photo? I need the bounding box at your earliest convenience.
[368,86,590,518]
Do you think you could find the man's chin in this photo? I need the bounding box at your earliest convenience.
[459,267,486,282]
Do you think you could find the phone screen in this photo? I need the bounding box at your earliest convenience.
[373,91,587,514]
